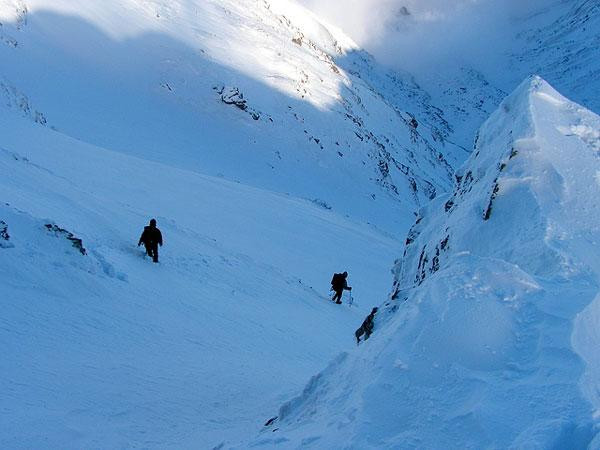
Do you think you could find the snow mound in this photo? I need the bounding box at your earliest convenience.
[251,76,600,448]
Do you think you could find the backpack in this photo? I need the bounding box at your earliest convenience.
[331,273,343,288]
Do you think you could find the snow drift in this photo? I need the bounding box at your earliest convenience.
[254,76,600,448]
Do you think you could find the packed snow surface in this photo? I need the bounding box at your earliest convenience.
[254,77,600,448]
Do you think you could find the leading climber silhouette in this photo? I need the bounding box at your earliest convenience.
[331,271,352,304]
[138,218,163,263]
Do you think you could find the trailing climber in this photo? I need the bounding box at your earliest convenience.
[355,307,378,344]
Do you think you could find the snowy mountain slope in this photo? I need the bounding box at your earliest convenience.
[387,0,600,165]
[0,0,459,236]
[251,77,600,448]
[0,105,401,447]
[3,0,600,447]
[512,0,600,115]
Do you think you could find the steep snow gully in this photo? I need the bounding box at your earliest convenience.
[2,0,600,448]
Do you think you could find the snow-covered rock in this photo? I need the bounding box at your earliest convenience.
[254,77,600,448]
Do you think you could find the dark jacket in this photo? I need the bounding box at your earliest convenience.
[331,273,350,292]
[355,308,378,343]
[361,314,375,335]
[138,226,163,246]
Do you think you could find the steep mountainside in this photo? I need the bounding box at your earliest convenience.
[0,0,436,446]
[254,77,600,448]
[3,0,600,447]
[0,0,461,236]
[397,0,600,164]
[512,0,600,114]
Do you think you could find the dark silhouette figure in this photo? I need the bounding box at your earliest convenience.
[355,307,378,344]
[331,271,352,304]
[138,218,163,263]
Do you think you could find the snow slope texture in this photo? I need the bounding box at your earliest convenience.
[0,107,400,447]
[253,76,600,448]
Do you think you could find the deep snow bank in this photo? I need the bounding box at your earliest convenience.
[252,76,600,448]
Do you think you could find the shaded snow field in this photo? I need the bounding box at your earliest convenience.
[0,111,399,447]
[253,78,600,448]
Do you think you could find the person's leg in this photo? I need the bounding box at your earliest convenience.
[333,290,343,304]
[355,329,362,344]
[144,242,152,257]
[152,243,159,263]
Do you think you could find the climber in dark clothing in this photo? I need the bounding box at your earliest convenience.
[331,271,351,304]
[138,218,163,263]
[355,307,378,344]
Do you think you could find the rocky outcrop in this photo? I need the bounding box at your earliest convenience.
[44,223,86,255]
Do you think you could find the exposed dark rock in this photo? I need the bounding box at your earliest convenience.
[310,199,332,210]
[431,247,440,273]
[0,220,13,248]
[264,416,278,427]
[440,235,450,251]
[215,85,267,121]
[415,246,428,285]
[483,181,500,221]
[44,223,87,255]
[219,86,248,111]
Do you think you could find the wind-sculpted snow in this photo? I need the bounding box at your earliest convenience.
[252,77,600,448]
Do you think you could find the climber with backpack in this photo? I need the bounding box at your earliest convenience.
[331,271,352,304]
[138,218,163,263]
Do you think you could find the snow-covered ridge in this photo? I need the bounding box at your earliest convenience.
[395,75,600,289]
[251,77,600,448]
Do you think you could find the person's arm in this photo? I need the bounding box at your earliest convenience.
[344,280,352,290]
[158,230,163,246]
[138,230,146,246]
